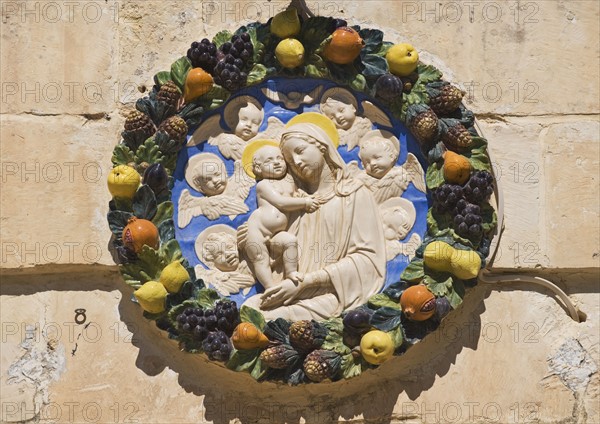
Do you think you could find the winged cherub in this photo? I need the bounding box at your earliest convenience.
[379,198,422,261]
[177,153,254,227]
[357,130,426,204]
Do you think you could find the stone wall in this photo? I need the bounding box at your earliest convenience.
[1,1,598,423]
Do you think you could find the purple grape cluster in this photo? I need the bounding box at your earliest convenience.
[213,33,253,91]
[176,307,212,341]
[213,300,240,336]
[463,171,494,204]
[453,199,483,238]
[187,38,218,72]
[432,184,464,213]
[202,330,232,361]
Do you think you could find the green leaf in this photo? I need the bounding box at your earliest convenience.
[401,259,425,282]
[159,153,178,174]
[197,288,221,309]
[247,63,268,86]
[300,17,334,52]
[370,307,403,332]
[350,73,367,92]
[226,348,262,372]
[213,30,232,48]
[368,293,401,310]
[305,54,330,79]
[427,208,453,237]
[250,358,268,380]
[481,203,498,234]
[158,219,175,242]
[416,64,443,84]
[341,353,364,379]
[119,245,166,288]
[107,210,133,236]
[133,184,157,221]
[360,54,388,78]
[112,144,135,166]
[466,137,491,171]
[426,161,445,189]
[387,325,404,348]
[135,138,163,165]
[170,57,192,92]
[321,318,350,355]
[423,273,453,297]
[447,279,465,308]
[240,306,266,331]
[359,28,384,55]
[159,239,182,264]
[372,41,394,57]
[152,201,174,227]
[154,71,171,87]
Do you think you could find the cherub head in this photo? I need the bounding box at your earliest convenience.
[358,130,400,179]
[380,198,416,241]
[252,145,287,180]
[320,87,358,130]
[195,225,239,272]
[185,153,228,196]
[224,96,264,141]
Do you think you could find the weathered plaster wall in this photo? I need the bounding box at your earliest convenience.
[1,1,598,423]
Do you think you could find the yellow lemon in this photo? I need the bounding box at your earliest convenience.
[386,43,419,77]
[159,261,190,293]
[134,281,168,314]
[275,38,305,69]
[424,241,482,280]
[360,330,394,365]
[107,165,140,199]
[270,9,301,39]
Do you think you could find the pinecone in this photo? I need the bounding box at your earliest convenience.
[157,116,188,143]
[156,81,181,111]
[427,82,465,116]
[407,104,439,145]
[259,343,299,369]
[122,110,156,151]
[442,119,472,149]
[303,350,342,382]
[289,320,327,352]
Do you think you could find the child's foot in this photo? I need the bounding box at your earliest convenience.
[288,272,304,284]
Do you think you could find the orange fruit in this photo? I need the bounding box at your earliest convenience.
[443,150,472,184]
[323,27,364,65]
[231,322,270,350]
[400,285,436,321]
[183,68,213,103]
[122,217,159,253]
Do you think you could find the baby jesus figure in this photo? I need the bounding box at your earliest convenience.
[242,140,323,290]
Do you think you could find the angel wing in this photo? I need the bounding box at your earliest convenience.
[385,233,422,261]
[365,168,410,205]
[402,153,426,193]
[256,116,286,141]
[208,133,246,160]
[344,117,373,150]
[261,86,323,109]
[178,189,212,228]
[187,115,223,147]
[361,100,392,127]
[194,266,256,296]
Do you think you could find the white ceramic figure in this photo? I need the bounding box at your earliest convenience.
[178,155,254,226]
[379,197,421,261]
[194,225,255,296]
[241,140,324,291]
[187,95,286,159]
[262,86,323,109]
[356,130,427,204]
[319,87,372,150]
[241,117,387,321]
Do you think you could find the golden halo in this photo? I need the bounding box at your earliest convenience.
[285,112,339,148]
[241,139,281,179]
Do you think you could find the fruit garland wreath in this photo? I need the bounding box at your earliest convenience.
[106,11,497,384]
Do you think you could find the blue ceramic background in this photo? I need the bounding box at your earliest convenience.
[173,78,429,306]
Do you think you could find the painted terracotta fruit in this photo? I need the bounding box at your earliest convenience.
[122,217,160,253]
[159,261,189,293]
[323,27,364,65]
[375,74,404,102]
[183,68,214,103]
[443,150,472,184]
[134,281,168,314]
[386,43,419,77]
[423,240,482,280]
[360,330,394,365]
[275,38,305,68]
[231,322,270,350]
[400,285,436,321]
[143,163,169,195]
[107,165,140,199]
[270,8,301,39]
